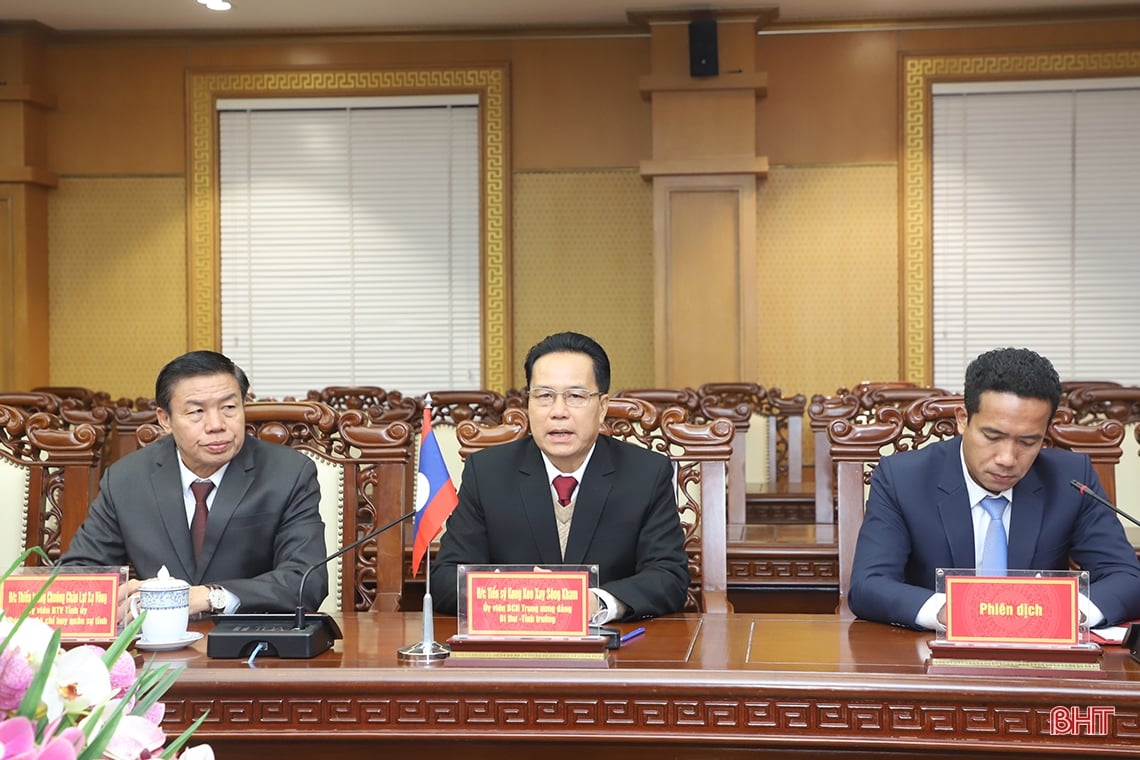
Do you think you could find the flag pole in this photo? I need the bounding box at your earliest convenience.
[398,395,451,664]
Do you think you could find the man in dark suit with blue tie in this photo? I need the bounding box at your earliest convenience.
[61,351,328,621]
[849,347,1140,630]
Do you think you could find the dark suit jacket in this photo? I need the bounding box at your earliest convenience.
[431,435,690,620]
[848,437,1140,628]
[61,435,328,612]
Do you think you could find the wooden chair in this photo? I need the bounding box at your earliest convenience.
[455,397,735,613]
[1061,385,1140,511]
[828,395,1125,615]
[0,405,105,568]
[137,400,415,612]
[698,383,806,522]
[808,383,946,523]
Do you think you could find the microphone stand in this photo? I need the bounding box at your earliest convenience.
[397,544,450,663]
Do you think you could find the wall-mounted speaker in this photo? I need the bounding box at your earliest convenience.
[688,18,718,78]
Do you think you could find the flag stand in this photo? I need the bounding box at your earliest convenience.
[397,549,450,663]
[398,396,453,664]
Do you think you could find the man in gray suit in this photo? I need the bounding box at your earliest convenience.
[61,351,327,618]
[432,332,690,622]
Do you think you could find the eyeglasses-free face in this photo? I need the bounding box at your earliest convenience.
[526,352,607,472]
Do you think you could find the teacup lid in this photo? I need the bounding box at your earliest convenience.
[140,565,190,591]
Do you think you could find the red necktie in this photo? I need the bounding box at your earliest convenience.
[553,475,578,507]
[190,480,215,561]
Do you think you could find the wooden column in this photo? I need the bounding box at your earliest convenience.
[0,25,57,390]
[631,9,773,388]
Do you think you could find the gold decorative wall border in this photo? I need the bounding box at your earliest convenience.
[900,50,1140,384]
[186,66,512,390]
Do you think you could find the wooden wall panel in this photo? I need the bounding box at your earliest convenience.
[46,45,187,175]
[755,31,897,165]
[511,37,651,171]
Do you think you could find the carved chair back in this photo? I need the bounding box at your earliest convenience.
[698,383,806,521]
[137,400,414,613]
[0,405,105,568]
[455,397,735,614]
[808,383,946,524]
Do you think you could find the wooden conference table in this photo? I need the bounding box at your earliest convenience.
[155,613,1140,759]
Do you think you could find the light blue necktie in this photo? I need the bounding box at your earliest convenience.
[978,495,1008,576]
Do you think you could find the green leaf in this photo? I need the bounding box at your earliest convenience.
[160,709,211,760]
[14,625,60,724]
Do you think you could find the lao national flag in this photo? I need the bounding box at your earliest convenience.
[411,404,459,577]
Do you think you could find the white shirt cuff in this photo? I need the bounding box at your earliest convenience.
[1079,593,1105,628]
[590,588,625,624]
[916,592,946,631]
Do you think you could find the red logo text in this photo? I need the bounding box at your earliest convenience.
[1049,706,1114,736]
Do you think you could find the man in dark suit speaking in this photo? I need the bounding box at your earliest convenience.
[849,347,1140,630]
[61,351,327,618]
[432,332,689,622]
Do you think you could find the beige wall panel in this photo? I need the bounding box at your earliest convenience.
[756,31,897,164]
[181,38,509,69]
[649,24,691,80]
[755,164,898,401]
[48,177,186,398]
[897,18,1140,52]
[651,90,756,160]
[511,37,651,171]
[665,189,740,387]
[47,46,187,174]
[512,170,653,391]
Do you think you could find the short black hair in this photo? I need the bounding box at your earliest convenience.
[523,332,611,393]
[963,347,1062,420]
[155,351,250,411]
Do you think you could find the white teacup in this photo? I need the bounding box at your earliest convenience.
[130,570,190,643]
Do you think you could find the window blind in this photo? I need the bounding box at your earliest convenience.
[218,98,480,398]
[932,83,1140,389]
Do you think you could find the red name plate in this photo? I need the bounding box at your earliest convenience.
[465,570,590,636]
[945,575,1079,645]
[1,574,121,639]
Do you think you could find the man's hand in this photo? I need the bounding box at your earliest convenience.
[119,578,212,621]
[117,578,143,623]
[189,585,213,616]
[937,604,947,628]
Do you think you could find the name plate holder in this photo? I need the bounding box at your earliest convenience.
[926,568,1102,678]
[446,564,611,667]
[1,565,129,644]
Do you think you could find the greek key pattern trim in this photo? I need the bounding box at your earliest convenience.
[901,51,1140,384]
[187,67,510,389]
[165,695,1139,748]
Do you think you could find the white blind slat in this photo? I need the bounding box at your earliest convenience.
[219,102,481,396]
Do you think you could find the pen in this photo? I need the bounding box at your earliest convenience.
[620,626,646,644]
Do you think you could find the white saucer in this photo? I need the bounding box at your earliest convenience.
[136,631,203,652]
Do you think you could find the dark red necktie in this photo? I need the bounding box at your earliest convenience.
[553,475,578,507]
[190,480,215,561]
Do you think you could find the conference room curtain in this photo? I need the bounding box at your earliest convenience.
[931,80,1140,389]
[217,96,481,398]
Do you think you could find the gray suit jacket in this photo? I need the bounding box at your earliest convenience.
[431,435,690,620]
[61,435,328,612]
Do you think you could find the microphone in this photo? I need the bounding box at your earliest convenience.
[294,510,416,629]
[207,510,416,660]
[1069,480,1140,529]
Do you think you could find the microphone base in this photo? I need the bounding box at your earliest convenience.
[207,613,343,659]
[396,638,450,664]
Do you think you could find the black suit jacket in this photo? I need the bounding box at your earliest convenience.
[431,435,690,619]
[848,438,1140,628]
[61,435,328,612]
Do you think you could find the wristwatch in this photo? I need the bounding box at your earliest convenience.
[207,585,227,614]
